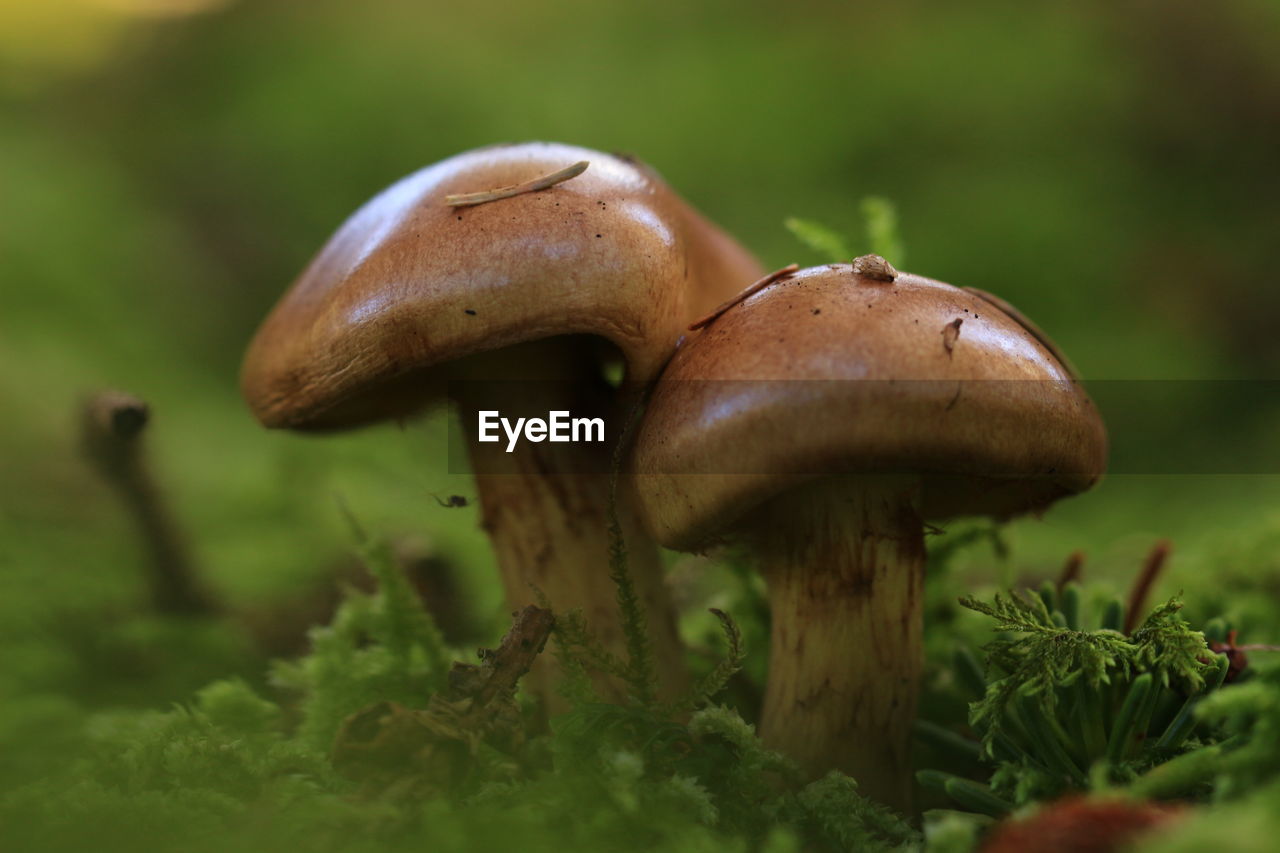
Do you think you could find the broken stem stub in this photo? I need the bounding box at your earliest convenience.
[81,390,217,616]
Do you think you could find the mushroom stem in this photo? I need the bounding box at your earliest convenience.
[751,476,924,812]
[454,350,687,711]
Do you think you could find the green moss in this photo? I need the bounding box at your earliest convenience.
[0,526,916,853]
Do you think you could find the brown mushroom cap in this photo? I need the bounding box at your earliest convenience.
[241,142,762,430]
[632,262,1107,550]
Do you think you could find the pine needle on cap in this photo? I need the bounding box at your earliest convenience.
[962,286,1081,380]
[444,161,590,207]
[688,264,799,331]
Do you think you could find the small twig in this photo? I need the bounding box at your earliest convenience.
[81,391,216,616]
[471,605,556,706]
[332,605,555,789]
[1208,630,1280,683]
[1124,540,1171,635]
[1057,550,1085,592]
[688,264,799,331]
[444,161,589,207]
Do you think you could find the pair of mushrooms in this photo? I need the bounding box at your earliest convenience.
[242,142,1106,810]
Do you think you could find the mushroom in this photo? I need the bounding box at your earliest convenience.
[241,142,762,706]
[629,258,1106,809]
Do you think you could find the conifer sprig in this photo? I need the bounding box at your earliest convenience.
[959,591,1213,748]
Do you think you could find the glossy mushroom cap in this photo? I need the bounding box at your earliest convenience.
[241,142,762,430]
[632,261,1107,550]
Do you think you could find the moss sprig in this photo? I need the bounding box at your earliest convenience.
[270,503,452,750]
[664,609,744,717]
[605,388,658,706]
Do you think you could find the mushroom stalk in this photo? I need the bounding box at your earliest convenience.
[454,348,686,710]
[751,477,924,812]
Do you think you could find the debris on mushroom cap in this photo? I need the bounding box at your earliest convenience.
[443,161,589,207]
[962,286,1080,380]
[852,253,898,281]
[240,142,764,430]
[688,264,800,331]
[942,317,963,356]
[631,263,1107,550]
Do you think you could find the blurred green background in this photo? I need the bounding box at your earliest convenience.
[3,0,1280,774]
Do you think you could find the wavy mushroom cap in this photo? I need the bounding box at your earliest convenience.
[241,142,763,430]
[631,263,1107,550]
